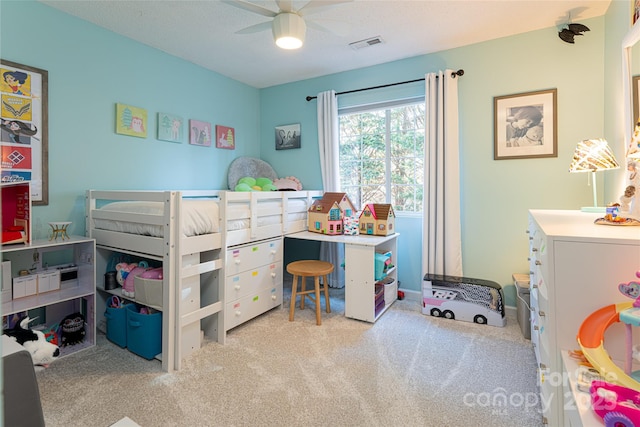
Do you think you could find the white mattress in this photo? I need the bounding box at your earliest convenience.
[95,199,220,237]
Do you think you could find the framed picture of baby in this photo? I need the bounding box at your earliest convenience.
[493,89,557,160]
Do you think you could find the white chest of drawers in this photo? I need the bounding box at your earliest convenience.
[224,237,283,331]
[527,210,640,426]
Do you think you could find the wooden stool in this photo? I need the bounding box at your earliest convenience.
[287,260,334,325]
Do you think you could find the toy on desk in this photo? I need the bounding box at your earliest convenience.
[343,215,359,236]
[359,204,395,236]
[590,380,640,427]
[307,192,356,235]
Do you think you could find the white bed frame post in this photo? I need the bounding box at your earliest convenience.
[164,191,177,372]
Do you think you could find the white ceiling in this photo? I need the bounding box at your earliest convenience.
[40,0,612,88]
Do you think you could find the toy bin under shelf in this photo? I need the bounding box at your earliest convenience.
[105,303,136,348]
[126,306,162,360]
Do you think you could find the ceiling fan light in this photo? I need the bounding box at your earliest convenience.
[273,13,306,49]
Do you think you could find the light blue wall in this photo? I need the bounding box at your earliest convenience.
[261,10,629,306]
[1,1,632,307]
[1,1,260,239]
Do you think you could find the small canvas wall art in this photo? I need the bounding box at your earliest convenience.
[275,123,301,150]
[157,112,183,143]
[216,125,235,150]
[116,103,147,138]
[189,119,211,146]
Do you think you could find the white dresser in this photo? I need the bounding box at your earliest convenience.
[527,210,640,426]
[224,237,283,331]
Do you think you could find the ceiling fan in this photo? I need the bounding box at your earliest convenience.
[222,0,352,49]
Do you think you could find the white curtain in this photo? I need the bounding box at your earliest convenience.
[317,90,345,288]
[422,70,463,277]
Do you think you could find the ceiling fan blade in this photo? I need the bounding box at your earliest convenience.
[275,0,294,13]
[306,20,349,37]
[235,21,273,34]
[298,0,353,16]
[221,0,277,18]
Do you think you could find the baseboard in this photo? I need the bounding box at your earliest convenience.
[398,288,421,302]
[504,305,517,317]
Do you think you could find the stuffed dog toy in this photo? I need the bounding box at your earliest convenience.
[4,317,60,367]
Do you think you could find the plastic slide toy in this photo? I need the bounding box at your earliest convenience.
[577,301,640,392]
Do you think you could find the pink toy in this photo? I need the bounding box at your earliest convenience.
[115,261,151,298]
[273,176,302,191]
[619,271,640,308]
[139,267,163,280]
[590,380,640,427]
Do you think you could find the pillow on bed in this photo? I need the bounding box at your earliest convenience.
[227,157,278,190]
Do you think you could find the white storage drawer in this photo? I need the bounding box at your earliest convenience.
[226,262,282,301]
[226,238,283,274]
[225,284,282,330]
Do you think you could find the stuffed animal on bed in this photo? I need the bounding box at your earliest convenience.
[4,317,60,367]
[273,176,302,191]
[235,176,277,191]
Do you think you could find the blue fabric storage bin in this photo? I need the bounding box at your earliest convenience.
[126,307,162,360]
[105,303,136,348]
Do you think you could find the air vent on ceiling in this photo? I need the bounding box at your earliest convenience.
[349,36,385,50]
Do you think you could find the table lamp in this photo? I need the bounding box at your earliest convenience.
[569,138,619,213]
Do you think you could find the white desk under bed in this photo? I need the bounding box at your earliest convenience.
[286,231,399,323]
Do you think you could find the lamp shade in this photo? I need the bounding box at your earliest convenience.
[272,13,306,49]
[569,138,620,173]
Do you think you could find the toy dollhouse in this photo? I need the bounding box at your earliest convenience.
[307,192,356,235]
[1,181,31,245]
[359,203,395,236]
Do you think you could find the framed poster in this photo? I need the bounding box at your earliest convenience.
[116,103,147,138]
[157,112,183,143]
[275,123,301,150]
[0,59,48,205]
[494,89,557,160]
[189,119,211,146]
[215,125,235,149]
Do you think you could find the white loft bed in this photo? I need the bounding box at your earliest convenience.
[86,189,224,372]
[86,189,321,371]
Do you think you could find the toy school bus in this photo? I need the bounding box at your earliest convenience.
[422,274,506,327]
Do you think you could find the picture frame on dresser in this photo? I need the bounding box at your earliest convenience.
[493,89,557,160]
[0,59,48,205]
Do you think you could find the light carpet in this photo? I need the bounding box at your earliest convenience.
[36,288,543,427]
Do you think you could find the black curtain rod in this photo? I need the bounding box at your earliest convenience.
[305,69,464,102]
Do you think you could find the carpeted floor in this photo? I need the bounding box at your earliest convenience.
[36,288,543,427]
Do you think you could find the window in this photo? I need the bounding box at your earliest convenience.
[339,98,425,214]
